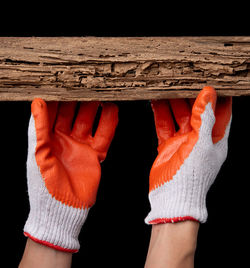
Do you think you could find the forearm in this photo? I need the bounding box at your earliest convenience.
[145,221,199,268]
[19,238,72,268]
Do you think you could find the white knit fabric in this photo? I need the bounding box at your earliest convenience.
[24,115,89,251]
[145,102,232,224]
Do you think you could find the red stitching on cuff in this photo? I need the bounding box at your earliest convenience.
[149,216,199,224]
[24,232,78,253]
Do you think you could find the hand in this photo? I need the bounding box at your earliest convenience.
[24,100,118,252]
[145,86,232,224]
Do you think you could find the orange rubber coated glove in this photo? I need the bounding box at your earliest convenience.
[24,99,118,253]
[145,86,232,224]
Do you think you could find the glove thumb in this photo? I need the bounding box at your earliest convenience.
[191,86,217,140]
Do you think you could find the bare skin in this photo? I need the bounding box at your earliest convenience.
[145,221,199,268]
[19,238,72,268]
[19,222,199,268]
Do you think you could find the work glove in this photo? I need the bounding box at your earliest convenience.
[24,99,118,252]
[145,86,232,224]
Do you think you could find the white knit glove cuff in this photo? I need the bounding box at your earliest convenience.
[144,174,211,224]
[24,183,89,252]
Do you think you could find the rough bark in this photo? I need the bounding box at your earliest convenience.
[0,37,249,101]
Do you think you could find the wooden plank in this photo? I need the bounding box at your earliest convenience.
[0,36,249,101]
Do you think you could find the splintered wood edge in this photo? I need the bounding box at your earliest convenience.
[0,36,249,101]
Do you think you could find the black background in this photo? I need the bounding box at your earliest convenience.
[1,2,249,267]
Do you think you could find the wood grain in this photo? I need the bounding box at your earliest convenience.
[0,37,249,101]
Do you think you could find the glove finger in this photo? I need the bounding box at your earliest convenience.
[188,98,196,109]
[92,102,119,162]
[212,97,232,144]
[191,86,217,137]
[151,100,175,147]
[169,99,192,135]
[54,102,77,135]
[46,101,59,132]
[31,98,51,148]
[71,101,100,142]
